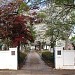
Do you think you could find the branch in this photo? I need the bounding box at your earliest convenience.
[64,4,75,8]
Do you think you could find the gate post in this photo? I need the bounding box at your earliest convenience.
[55,47,63,69]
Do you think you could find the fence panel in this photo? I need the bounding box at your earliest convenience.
[0,48,18,70]
[63,50,74,66]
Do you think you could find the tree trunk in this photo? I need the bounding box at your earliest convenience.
[46,44,47,50]
[51,42,55,67]
[17,41,20,69]
[51,40,56,53]
[35,45,36,50]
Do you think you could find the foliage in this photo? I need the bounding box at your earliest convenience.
[71,36,75,45]
[29,26,36,40]
[0,2,35,47]
[44,1,75,48]
[42,51,54,63]
[18,2,29,13]
[70,11,75,24]
[37,12,46,19]
[54,0,74,5]
[0,14,34,47]
[18,52,27,64]
[71,36,75,41]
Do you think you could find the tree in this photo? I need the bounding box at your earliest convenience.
[44,0,75,50]
[0,1,35,68]
[0,1,34,46]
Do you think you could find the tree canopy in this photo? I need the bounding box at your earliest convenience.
[0,0,35,47]
[44,0,75,48]
[0,0,75,49]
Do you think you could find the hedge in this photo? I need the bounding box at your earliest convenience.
[18,52,27,64]
[42,51,54,63]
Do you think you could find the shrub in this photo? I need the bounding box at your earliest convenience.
[18,52,27,64]
[42,51,54,63]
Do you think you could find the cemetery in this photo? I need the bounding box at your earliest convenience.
[0,0,75,75]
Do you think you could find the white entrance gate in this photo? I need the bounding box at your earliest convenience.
[55,47,75,69]
[0,48,18,70]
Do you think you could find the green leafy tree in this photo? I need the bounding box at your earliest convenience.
[45,0,75,50]
[0,0,36,68]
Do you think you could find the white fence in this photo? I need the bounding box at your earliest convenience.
[55,47,75,69]
[0,48,18,70]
